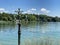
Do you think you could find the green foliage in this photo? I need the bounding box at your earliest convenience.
[0,12,60,22]
[0,13,16,21]
[27,15,37,21]
[2,17,8,21]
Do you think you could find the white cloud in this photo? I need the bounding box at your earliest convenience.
[31,8,36,11]
[0,8,9,13]
[0,8,5,11]
[23,8,36,14]
[23,8,50,14]
[23,10,31,14]
[40,8,50,14]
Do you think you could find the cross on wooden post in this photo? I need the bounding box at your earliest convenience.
[15,8,23,45]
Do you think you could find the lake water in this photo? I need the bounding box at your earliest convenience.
[0,22,60,45]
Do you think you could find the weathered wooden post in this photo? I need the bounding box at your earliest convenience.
[15,8,23,45]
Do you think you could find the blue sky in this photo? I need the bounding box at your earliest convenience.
[0,0,60,17]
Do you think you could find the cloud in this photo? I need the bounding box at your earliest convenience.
[40,8,50,14]
[23,8,36,14]
[31,8,36,11]
[0,8,9,13]
[23,8,50,14]
[0,8,5,11]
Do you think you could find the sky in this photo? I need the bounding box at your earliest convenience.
[0,0,60,17]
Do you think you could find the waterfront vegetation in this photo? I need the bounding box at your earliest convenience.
[23,38,60,45]
[0,12,60,22]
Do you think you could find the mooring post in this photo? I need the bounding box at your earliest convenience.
[18,23,21,45]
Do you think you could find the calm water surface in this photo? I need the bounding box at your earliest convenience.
[0,22,60,45]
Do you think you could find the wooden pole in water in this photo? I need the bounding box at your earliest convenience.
[18,23,21,45]
[15,8,23,45]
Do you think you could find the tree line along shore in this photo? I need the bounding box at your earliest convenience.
[0,12,60,22]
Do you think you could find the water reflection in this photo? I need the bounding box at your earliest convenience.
[0,22,16,32]
[0,22,60,45]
